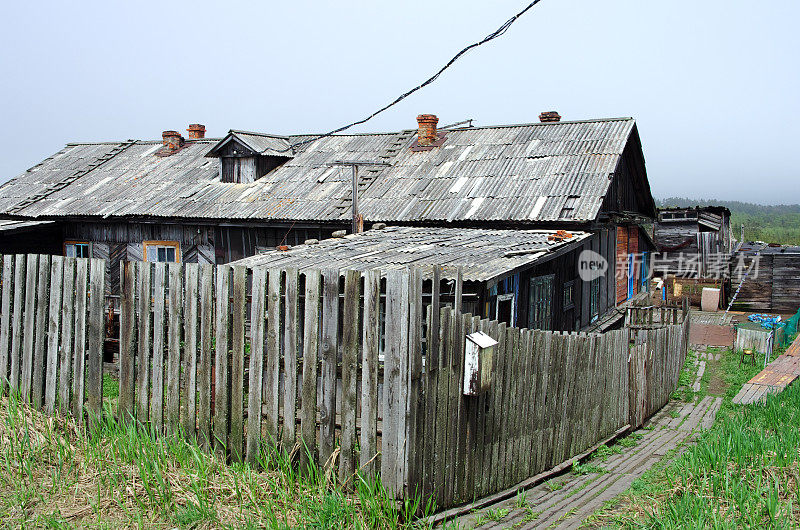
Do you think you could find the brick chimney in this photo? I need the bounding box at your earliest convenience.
[187,124,206,139]
[539,111,561,123]
[162,130,184,151]
[417,114,439,146]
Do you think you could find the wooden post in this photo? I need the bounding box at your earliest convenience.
[359,269,380,480]
[300,270,321,471]
[339,269,360,486]
[86,259,105,430]
[319,269,339,469]
[282,268,299,450]
[246,267,267,464]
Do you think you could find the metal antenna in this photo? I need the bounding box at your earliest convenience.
[327,160,390,234]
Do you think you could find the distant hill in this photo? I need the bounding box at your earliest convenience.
[655,198,800,246]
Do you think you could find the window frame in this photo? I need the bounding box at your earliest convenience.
[143,240,181,263]
[563,279,576,311]
[64,240,91,258]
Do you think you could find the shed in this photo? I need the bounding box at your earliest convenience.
[234,226,611,332]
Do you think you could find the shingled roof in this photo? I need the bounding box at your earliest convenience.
[0,117,644,225]
[233,226,592,282]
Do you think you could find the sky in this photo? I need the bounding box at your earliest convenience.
[1,0,798,204]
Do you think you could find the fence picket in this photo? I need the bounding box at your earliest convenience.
[300,270,321,470]
[166,263,183,435]
[319,269,339,468]
[213,265,231,453]
[21,254,38,402]
[246,267,267,464]
[229,266,247,462]
[72,259,88,419]
[44,257,63,413]
[134,261,151,422]
[150,263,166,432]
[32,254,51,408]
[359,269,380,480]
[86,259,105,429]
[282,268,299,450]
[339,269,360,486]
[182,263,199,438]
[118,261,135,421]
[198,264,214,450]
[0,257,13,392]
[264,269,281,445]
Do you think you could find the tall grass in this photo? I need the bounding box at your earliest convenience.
[591,348,799,528]
[0,393,433,528]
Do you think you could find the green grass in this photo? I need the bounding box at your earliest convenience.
[588,347,799,528]
[0,393,433,528]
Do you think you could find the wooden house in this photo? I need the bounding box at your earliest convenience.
[730,242,800,314]
[653,206,733,278]
[0,113,657,330]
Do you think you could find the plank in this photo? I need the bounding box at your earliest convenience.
[86,259,105,429]
[21,254,38,403]
[473,318,495,497]
[197,264,214,450]
[455,310,472,501]
[0,256,13,392]
[339,269,360,486]
[442,308,460,506]
[213,265,231,453]
[462,315,479,499]
[406,268,424,498]
[9,255,25,393]
[300,269,321,471]
[72,258,88,419]
[319,269,339,468]
[229,266,247,462]
[58,259,75,416]
[246,267,267,464]
[134,261,151,422]
[44,256,64,413]
[382,269,410,497]
[264,269,281,445]
[487,322,507,494]
[150,263,167,431]
[166,263,183,435]
[282,268,299,450]
[421,266,441,498]
[359,269,380,480]
[454,268,463,313]
[32,254,51,409]
[118,261,135,421]
[433,307,452,508]
[182,263,199,438]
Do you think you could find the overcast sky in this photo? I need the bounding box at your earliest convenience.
[1,0,798,204]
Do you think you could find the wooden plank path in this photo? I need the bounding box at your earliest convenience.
[733,333,800,405]
[453,396,722,530]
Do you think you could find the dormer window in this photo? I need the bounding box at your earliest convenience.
[206,130,294,184]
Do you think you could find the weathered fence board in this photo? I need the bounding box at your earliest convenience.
[0,255,104,423]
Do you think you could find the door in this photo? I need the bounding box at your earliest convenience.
[627,254,636,299]
[527,274,554,330]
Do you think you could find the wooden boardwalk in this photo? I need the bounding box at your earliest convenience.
[452,396,722,529]
[733,333,800,405]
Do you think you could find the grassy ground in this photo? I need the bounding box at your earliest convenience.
[0,391,433,528]
[588,345,800,528]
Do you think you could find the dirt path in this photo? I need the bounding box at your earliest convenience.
[452,395,722,529]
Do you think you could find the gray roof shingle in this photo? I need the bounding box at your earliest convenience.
[0,117,637,225]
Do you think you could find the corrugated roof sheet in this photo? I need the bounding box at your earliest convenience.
[233,226,591,281]
[0,118,637,224]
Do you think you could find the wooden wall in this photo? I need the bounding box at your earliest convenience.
[732,252,800,314]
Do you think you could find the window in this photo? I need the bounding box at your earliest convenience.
[143,241,180,263]
[495,294,515,327]
[563,280,576,310]
[527,274,554,330]
[589,277,601,322]
[64,241,90,258]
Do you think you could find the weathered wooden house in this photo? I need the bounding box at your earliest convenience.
[730,242,800,314]
[0,113,657,330]
[653,206,733,278]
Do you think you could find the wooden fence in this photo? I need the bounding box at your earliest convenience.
[117,260,417,496]
[0,254,106,422]
[117,260,689,510]
[0,255,689,512]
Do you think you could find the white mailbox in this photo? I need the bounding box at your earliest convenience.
[463,331,497,396]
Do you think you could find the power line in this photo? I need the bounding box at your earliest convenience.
[281,0,544,153]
